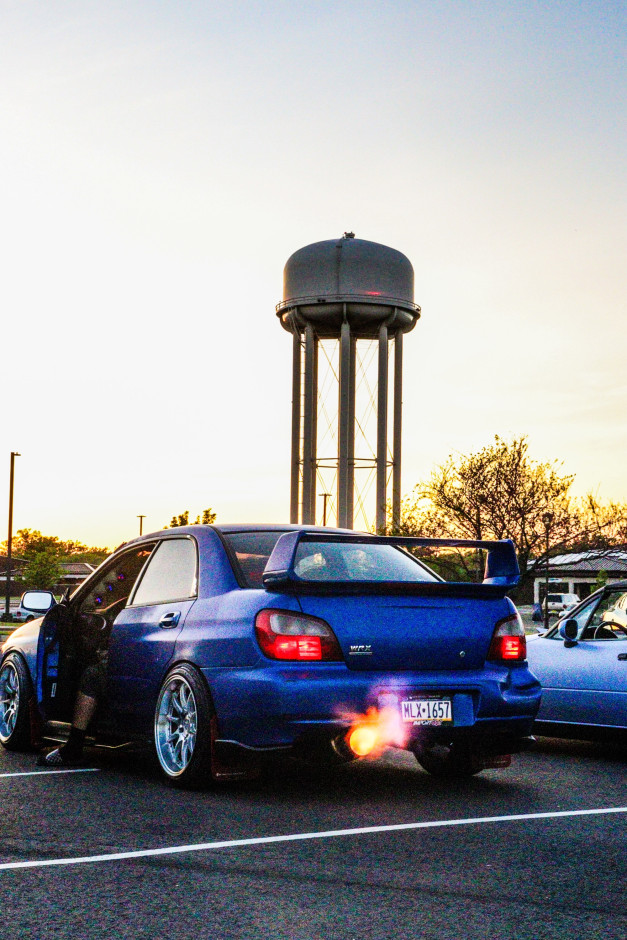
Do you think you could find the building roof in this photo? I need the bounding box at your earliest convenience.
[60,561,97,576]
[0,554,26,573]
[532,550,627,576]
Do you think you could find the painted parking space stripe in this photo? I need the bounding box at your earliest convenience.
[0,769,99,779]
[1,805,626,872]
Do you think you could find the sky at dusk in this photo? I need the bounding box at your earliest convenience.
[2,0,625,548]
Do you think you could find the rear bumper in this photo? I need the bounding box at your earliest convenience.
[202,661,541,751]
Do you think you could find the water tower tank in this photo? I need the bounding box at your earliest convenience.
[277,234,420,337]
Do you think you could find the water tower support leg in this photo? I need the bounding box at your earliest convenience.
[376,324,389,534]
[338,318,354,528]
[290,330,301,524]
[392,329,403,530]
[302,324,317,525]
[347,334,356,529]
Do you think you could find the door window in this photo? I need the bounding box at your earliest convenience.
[131,538,198,607]
[71,544,157,657]
[79,545,156,621]
[580,588,627,640]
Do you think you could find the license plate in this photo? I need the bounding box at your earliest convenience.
[400,697,452,724]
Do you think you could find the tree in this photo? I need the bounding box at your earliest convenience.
[166,508,217,527]
[570,495,627,551]
[22,551,63,591]
[595,569,609,590]
[392,436,626,590]
[2,529,109,565]
[8,529,62,558]
[195,508,217,525]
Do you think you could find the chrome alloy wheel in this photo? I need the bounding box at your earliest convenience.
[0,661,20,742]
[154,675,199,777]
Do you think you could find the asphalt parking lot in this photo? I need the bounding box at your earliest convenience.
[1,736,626,940]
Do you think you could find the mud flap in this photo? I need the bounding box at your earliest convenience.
[479,754,511,769]
[28,696,43,748]
[210,716,260,782]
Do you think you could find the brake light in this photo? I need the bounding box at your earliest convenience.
[255,609,343,662]
[488,612,526,662]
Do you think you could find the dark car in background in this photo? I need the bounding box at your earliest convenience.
[0,525,540,787]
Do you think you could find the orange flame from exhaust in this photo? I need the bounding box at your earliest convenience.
[345,706,409,758]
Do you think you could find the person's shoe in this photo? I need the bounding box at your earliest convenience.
[37,747,84,767]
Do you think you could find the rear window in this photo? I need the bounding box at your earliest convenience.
[293,541,438,583]
[222,531,440,588]
[223,531,288,588]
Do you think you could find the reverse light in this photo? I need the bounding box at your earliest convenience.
[255,609,343,662]
[488,612,527,662]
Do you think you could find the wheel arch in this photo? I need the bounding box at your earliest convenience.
[1,649,34,684]
[158,658,217,710]
[0,650,38,750]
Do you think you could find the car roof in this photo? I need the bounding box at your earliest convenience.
[116,523,363,553]
[213,523,359,534]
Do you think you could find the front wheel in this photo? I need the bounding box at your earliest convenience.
[0,654,34,750]
[413,740,483,778]
[154,664,214,788]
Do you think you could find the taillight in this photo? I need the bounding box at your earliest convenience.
[488,612,526,662]
[255,609,343,662]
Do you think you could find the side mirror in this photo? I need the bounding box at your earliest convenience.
[20,590,56,613]
[559,619,578,644]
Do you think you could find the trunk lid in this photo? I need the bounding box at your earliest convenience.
[296,594,505,671]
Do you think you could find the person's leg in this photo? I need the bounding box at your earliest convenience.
[72,691,98,732]
[38,663,103,765]
[59,692,98,755]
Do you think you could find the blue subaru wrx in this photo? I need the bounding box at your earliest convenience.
[0,525,540,787]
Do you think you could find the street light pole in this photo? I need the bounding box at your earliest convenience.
[542,512,554,632]
[5,451,21,619]
[137,515,146,536]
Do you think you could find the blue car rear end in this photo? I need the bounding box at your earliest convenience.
[191,528,540,775]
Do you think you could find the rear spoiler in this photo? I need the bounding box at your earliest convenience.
[262,531,519,598]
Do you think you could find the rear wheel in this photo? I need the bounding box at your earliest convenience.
[413,740,483,778]
[0,654,34,750]
[154,664,214,788]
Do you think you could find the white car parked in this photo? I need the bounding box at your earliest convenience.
[545,593,580,617]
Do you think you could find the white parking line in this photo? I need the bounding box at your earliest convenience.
[0,769,99,779]
[1,805,626,872]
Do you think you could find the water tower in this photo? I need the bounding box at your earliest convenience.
[277,233,420,532]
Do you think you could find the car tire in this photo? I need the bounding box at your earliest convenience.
[0,653,34,751]
[413,740,483,778]
[154,664,214,789]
